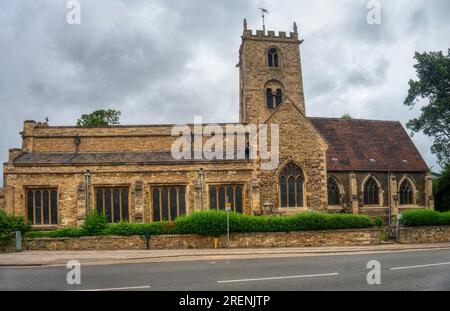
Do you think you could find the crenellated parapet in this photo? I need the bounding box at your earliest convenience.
[241,19,300,43]
[242,28,299,43]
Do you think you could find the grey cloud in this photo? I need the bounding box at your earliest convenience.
[0,0,447,182]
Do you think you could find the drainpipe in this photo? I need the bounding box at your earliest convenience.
[198,168,205,210]
[387,171,391,229]
[84,170,91,215]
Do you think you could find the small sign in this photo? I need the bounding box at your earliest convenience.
[225,202,231,211]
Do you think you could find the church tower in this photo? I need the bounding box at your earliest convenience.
[238,20,306,124]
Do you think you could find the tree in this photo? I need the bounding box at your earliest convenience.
[433,163,450,212]
[76,109,121,126]
[404,50,450,167]
[341,113,352,120]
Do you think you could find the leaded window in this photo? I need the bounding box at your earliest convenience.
[95,187,129,223]
[363,177,379,205]
[152,186,186,222]
[279,163,304,208]
[399,180,413,205]
[268,48,279,67]
[266,88,283,108]
[266,88,274,109]
[26,189,58,225]
[275,89,283,106]
[327,178,340,205]
[209,185,243,213]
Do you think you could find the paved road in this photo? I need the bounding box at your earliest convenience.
[1,248,449,290]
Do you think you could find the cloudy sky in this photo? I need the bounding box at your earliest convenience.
[1,0,449,178]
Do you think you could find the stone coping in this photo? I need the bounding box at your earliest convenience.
[24,228,381,240]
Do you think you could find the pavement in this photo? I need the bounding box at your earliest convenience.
[1,245,450,290]
[1,242,450,266]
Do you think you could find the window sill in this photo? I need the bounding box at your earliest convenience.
[277,207,309,212]
[327,205,343,210]
[360,206,388,209]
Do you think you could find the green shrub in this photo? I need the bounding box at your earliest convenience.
[433,163,450,212]
[400,209,450,226]
[23,211,375,238]
[82,211,108,235]
[179,211,228,236]
[26,228,85,238]
[107,222,168,236]
[373,217,384,228]
[0,210,31,240]
[379,231,389,242]
[178,211,373,236]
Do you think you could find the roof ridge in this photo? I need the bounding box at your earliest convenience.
[308,116,401,123]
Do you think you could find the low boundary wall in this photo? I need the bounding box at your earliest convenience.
[23,228,381,250]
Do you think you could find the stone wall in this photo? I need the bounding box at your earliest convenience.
[24,235,146,251]
[0,188,5,211]
[399,226,450,243]
[239,28,305,124]
[328,171,430,215]
[5,163,255,227]
[257,101,328,213]
[0,239,15,253]
[23,229,381,250]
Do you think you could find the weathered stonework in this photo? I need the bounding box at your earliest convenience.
[23,229,381,250]
[0,22,432,230]
[399,226,450,243]
[239,29,305,124]
[0,189,5,212]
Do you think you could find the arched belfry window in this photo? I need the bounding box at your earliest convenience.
[268,48,279,67]
[327,177,340,205]
[266,88,283,108]
[279,163,304,208]
[275,89,283,106]
[363,177,379,205]
[266,88,274,109]
[399,179,413,205]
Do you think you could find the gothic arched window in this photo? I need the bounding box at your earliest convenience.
[266,88,283,108]
[363,177,379,205]
[279,163,304,208]
[275,89,283,106]
[268,48,279,67]
[399,179,413,205]
[266,88,274,109]
[327,177,340,205]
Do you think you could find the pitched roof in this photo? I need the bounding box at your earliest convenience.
[13,118,429,172]
[308,117,429,172]
[13,152,250,166]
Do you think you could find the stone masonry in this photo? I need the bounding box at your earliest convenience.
[0,21,433,229]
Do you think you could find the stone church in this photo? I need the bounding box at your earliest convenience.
[0,22,433,229]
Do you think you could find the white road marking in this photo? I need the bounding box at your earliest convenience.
[71,285,151,291]
[390,262,450,271]
[217,272,339,283]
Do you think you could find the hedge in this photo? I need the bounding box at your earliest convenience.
[400,209,450,227]
[0,210,31,240]
[25,211,375,238]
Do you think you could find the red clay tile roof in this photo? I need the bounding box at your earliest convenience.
[308,117,429,172]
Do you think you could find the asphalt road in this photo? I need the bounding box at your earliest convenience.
[1,249,449,291]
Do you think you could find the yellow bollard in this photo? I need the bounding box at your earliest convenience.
[213,237,219,249]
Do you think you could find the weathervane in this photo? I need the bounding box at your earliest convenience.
[259,8,268,32]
